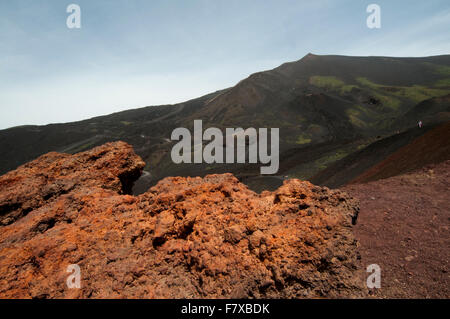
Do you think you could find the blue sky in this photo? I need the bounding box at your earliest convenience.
[0,0,449,129]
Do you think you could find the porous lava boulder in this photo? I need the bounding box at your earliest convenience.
[0,142,365,298]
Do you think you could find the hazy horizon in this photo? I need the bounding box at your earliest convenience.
[1,0,450,130]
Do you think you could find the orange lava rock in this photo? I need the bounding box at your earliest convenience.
[0,142,365,298]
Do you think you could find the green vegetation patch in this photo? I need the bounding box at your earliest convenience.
[340,85,359,94]
[389,85,449,103]
[296,133,312,145]
[423,62,450,76]
[315,149,349,170]
[355,77,378,88]
[372,91,401,110]
[435,78,450,87]
[345,105,389,129]
[356,77,449,106]
[346,108,367,128]
[310,76,360,95]
[309,76,345,89]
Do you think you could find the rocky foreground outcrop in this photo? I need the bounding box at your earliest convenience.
[0,142,365,298]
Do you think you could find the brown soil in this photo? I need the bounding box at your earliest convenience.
[344,160,450,298]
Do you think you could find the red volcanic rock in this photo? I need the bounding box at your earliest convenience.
[0,142,365,298]
[0,141,145,226]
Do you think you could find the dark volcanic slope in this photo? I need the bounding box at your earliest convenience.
[310,119,450,188]
[350,120,450,184]
[0,91,221,177]
[1,54,450,190]
[399,93,450,126]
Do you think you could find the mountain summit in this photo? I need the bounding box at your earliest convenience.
[1,54,449,191]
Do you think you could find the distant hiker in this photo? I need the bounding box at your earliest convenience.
[418,120,423,128]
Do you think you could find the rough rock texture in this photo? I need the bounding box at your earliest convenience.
[0,141,145,226]
[0,142,365,298]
